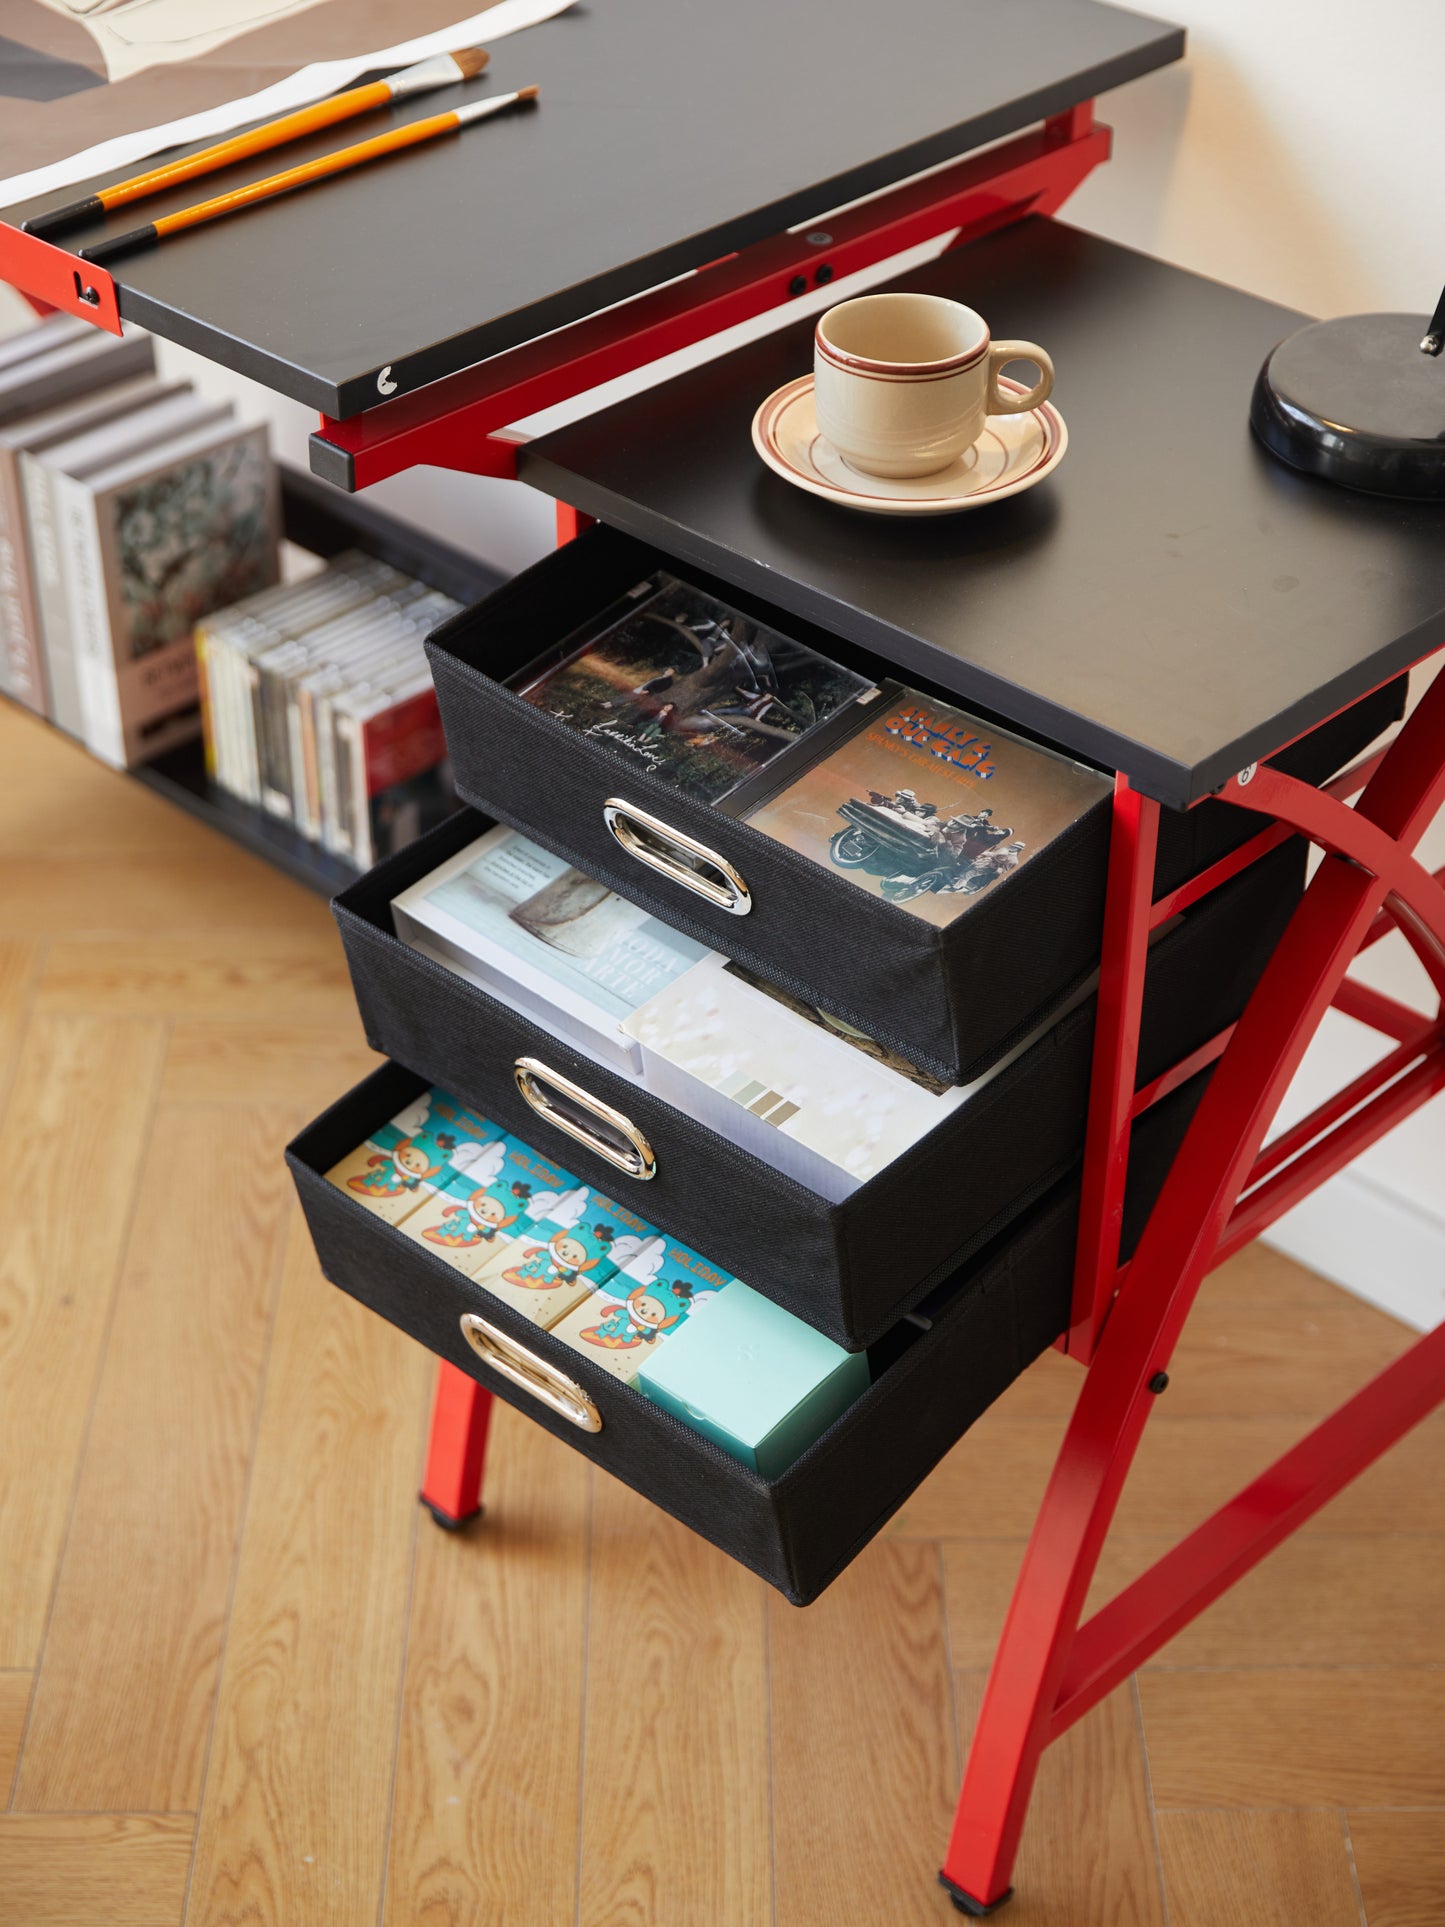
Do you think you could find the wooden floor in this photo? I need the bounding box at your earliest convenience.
[1,698,1442,1927]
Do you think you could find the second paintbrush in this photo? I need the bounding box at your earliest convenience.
[80,87,540,268]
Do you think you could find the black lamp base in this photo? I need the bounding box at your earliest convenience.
[1250,312,1445,500]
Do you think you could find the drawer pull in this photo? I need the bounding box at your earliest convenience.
[459,1312,603,1433]
[602,797,752,916]
[514,1055,658,1181]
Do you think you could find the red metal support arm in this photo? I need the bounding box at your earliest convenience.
[0,219,122,332]
[309,107,1108,489]
[941,659,1445,1916]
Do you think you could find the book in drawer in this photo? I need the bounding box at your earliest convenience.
[288,1060,1207,1606]
[424,526,1404,1085]
[333,810,1306,1349]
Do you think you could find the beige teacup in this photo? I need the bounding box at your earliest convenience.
[813,293,1054,479]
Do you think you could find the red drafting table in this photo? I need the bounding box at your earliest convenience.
[7,9,1443,1909]
[477,224,1445,1915]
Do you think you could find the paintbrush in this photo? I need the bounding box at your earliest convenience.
[78,88,539,268]
[24,47,492,243]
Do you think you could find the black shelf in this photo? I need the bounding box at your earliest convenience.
[133,738,365,898]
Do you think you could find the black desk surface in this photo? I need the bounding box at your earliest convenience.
[520,219,1445,809]
[2,0,1181,418]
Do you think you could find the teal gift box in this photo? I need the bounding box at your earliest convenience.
[636,1281,869,1478]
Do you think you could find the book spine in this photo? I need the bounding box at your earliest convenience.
[22,456,84,737]
[331,708,361,861]
[241,656,262,804]
[286,692,309,829]
[259,658,293,819]
[350,711,373,869]
[53,472,125,767]
[194,622,216,778]
[213,631,238,796]
[0,448,48,715]
[297,686,323,840]
[318,692,344,853]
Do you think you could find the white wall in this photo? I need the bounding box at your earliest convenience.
[6,0,1441,1322]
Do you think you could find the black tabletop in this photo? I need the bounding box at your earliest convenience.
[2,1,1181,418]
[519,218,1445,809]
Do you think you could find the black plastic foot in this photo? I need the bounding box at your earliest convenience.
[420,1495,483,1531]
[939,1872,1014,1916]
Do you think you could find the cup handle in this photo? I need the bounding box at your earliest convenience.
[987,341,1054,415]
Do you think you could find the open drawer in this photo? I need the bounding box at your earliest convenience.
[288,1059,1208,1606]
[424,525,1404,1084]
[332,814,1305,1348]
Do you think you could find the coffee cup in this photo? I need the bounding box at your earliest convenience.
[813,293,1054,479]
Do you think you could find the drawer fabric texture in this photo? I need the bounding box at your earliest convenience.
[425,526,1404,1085]
[334,814,1306,1349]
[289,1060,1207,1606]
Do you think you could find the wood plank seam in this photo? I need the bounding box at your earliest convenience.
[372,1416,429,1927]
[572,1470,595,1927]
[935,1538,965,1784]
[0,939,45,1132]
[7,1016,172,1805]
[176,1185,296,1923]
[765,1586,778,1927]
[1130,1674,1171,1922]
[1338,1808,1370,1927]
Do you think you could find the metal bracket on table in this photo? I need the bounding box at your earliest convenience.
[0,221,122,334]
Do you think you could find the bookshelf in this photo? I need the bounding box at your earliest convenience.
[5,461,506,900]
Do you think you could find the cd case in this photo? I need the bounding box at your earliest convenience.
[514,572,877,807]
[740,686,1112,928]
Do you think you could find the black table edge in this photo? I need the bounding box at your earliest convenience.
[49,24,1182,419]
[516,443,1431,812]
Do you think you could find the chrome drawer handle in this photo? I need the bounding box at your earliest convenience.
[514,1055,658,1181]
[602,797,752,916]
[459,1312,603,1433]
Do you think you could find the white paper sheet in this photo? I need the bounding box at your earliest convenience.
[0,0,574,207]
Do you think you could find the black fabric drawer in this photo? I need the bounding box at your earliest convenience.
[425,526,1403,1085]
[288,1060,1207,1606]
[333,814,1305,1349]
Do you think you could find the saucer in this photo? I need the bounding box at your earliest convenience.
[750,374,1067,515]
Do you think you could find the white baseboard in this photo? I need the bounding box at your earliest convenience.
[1262,1170,1445,1333]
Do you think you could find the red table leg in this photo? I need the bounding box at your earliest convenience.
[419,1360,494,1530]
[941,666,1445,1914]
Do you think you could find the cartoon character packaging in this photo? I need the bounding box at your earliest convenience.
[324,1088,503,1227]
[402,1135,557,1277]
[470,1178,630,1329]
[551,1235,732,1382]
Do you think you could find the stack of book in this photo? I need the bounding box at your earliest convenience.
[196,553,462,868]
[0,312,279,767]
[396,819,1098,1202]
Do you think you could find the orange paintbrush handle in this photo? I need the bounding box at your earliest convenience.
[153,107,464,237]
[78,88,538,267]
[23,47,489,242]
[99,79,398,211]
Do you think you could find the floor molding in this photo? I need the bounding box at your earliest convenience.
[1263,1169,1445,1333]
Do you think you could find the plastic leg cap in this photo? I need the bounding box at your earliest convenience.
[939,1871,1014,1916]
[420,1495,484,1532]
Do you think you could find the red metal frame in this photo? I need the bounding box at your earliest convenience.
[940,655,1445,1914]
[0,220,121,332]
[308,103,1106,487]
